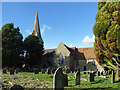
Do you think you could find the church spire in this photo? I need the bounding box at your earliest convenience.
[32,10,43,44]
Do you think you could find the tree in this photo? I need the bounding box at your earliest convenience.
[24,35,44,68]
[93,1,120,80]
[2,23,24,67]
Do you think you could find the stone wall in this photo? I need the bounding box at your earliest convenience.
[74,59,104,71]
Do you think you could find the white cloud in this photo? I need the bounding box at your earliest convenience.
[25,29,32,34]
[41,24,51,35]
[82,35,95,45]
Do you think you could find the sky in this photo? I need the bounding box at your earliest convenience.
[1,2,98,49]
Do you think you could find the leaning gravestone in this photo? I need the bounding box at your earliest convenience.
[53,67,64,89]
[10,68,14,75]
[47,68,51,75]
[89,73,94,82]
[75,71,80,85]
[51,68,56,74]
[3,68,7,74]
[63,74,68,86]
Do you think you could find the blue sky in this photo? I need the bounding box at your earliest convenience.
[2,2,98,49]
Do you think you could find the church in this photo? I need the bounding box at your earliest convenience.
[32,11,104,71]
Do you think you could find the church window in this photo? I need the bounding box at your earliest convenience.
[59,53,64,64]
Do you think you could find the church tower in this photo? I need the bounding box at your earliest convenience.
[32,10,43,45]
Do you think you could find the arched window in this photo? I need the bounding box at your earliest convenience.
[59,53,64,64]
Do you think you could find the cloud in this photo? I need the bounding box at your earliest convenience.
[41,24,51,35]
[82,35,95,45]
[25,29,32,34]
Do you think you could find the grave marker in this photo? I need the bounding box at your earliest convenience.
[75,71,80,85]
[53,67,64,89]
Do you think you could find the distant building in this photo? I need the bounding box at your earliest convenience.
[32,11,104,71]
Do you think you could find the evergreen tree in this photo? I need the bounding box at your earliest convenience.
[93,1,120,80]
[2,23,24,67]
[24,35,44,68]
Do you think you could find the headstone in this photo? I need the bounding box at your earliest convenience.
[10,68,14,75]
[11,84,23,90]
[41,69,45,74]
[47,68,51,75]
[53,67,64,89]
[111,70,115,83]
[34,68,39,74]
[15,68,20,74]
[51,68,56,74]
[71,69,74,73]
[101,71,103,76]
[63,74,68,86]
[109,70,112,74]
[97,71,100,76]
[74,68,77,73]
[89,73,94,82]
[65,67,70,73]
[77,68,80,73]
[3,68,7,74]
[84,66,86,71]
[75,71,80,85]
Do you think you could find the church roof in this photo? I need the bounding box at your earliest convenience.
[43,45,96,60]
[75,47,95,60]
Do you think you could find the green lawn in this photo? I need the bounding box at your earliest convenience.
[1,71,120,89]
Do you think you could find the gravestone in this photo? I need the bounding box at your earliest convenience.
[97,71,100,76]
[111,70,115,83]
[3,68,7,74]
[65,68,70,73]
[63,74,68,86]
[51,68,56,74]
[74,68,77,73]
[41,69,45,74]
[10,68,14,75]
[101,71,103,76]
[89,73,94,82]
[84,66,86,71]
[75,71,80,85]
[71,69,74,73]
[77,68,80,73]
[53,67,64,89]
[47,68,51,75]
[15,68,19,74]
[11,84,23,90]
[34,68,39,74]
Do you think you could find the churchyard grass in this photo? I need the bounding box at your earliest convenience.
[1,71,119,89]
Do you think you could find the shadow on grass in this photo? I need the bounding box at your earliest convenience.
[64,87,114,90]
[91,79,107,84]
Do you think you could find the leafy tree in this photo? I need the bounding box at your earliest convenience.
[24,35,44,68]
[2,23,24,67]
[93,1,120,80]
